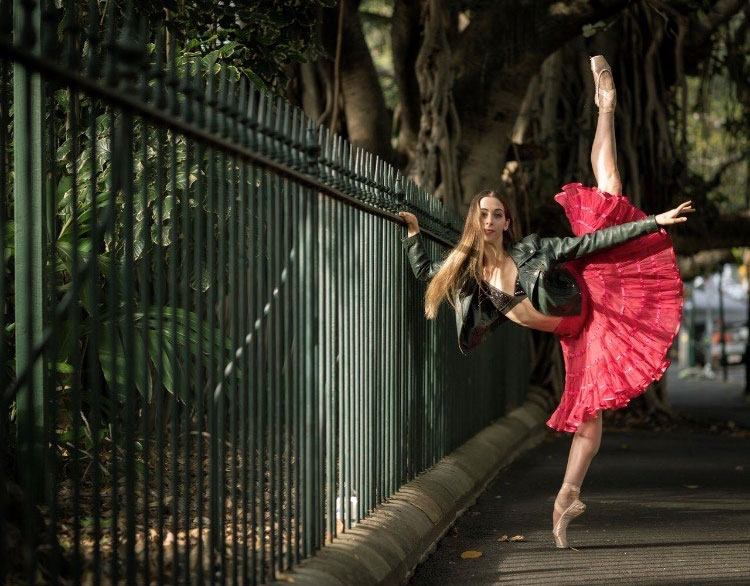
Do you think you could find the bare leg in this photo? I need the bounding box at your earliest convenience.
[552,413,603,528]
[590,68,622,195]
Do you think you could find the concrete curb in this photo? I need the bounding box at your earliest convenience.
[271,391,551,586]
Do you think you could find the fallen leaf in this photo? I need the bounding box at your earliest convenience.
[682,484,700,489]
[461,550,483,559]
[497,535,509,542]
[510,535,525,542]
[469,511,481,516]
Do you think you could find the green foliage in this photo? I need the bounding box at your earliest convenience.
[685,73,749,214]
[133,0,337,90]
[4,39,256,434]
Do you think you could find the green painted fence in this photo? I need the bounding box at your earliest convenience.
[0,1,531,584]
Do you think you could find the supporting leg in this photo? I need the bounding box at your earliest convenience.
[563,412,602,486]
[552,412,602,529]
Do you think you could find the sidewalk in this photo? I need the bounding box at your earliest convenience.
[666,363,750,428]
[408,364,750,586]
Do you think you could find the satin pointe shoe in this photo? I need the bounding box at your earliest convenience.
[590,55,617,113]
[552,482,586,548]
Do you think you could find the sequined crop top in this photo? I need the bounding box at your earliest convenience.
[480,275,527,314]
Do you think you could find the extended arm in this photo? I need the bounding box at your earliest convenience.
[539,215,660,263]
[540,199,696,263]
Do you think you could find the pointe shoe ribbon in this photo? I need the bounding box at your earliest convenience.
[590,55,616,113]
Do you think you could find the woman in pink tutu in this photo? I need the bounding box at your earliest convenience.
[398,55,694,549]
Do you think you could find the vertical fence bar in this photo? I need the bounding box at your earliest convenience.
[238,151,249,586]
[248,162,258,586]
[138,108,152,586]
[204,64,218,586]
[324,188,334,545]
[86,62,105,586]
[13,12,45,561]
[154,61,167,586]
[192,59,207,586]
[341,196,349,532]
[166,36,180,586]
[122,105,137,586]
[282,171,292,572]
[179,60,193,586]
[246,159,261,585]
[290,111,303,568]
[334,192,343,536]
[0,17,9,584]
[216,69,229,586]
[387,209,396,495]
[228,148,239,586]
[271,162,281,580]
[297,145,307,564]
[255,112,267,581]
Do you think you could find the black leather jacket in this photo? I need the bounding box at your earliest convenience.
[402,215,661,354]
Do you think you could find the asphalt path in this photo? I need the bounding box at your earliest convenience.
[408,364,750,586]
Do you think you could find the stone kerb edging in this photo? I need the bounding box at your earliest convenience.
[270,391,551,586]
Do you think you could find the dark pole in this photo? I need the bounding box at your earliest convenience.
[719,266,727,381]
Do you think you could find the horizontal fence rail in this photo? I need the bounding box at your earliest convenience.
[0,1,531,584]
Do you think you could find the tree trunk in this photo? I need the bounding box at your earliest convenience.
[411,0,462,206]
[286,2,396,163]
[392,0,423,169]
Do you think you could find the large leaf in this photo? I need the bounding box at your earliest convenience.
[97,323,152,402]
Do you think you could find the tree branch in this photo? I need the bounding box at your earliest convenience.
[684,0,746,65]
[677,249,736,280]
[671,212,750,255]
[691,0,746,44]
[705,151,749,192]
[454,0,631,95]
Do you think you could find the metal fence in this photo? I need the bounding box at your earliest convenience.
[0,1,531,584]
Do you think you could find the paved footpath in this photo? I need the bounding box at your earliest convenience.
[408,366,750,586]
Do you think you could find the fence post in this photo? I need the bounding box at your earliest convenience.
[13,0,45,503]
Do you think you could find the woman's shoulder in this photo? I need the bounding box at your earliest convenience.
[507,233,544,267]
[510,233,542,251]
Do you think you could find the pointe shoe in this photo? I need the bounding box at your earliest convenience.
[552,482,586,548]
[590,55,616,113]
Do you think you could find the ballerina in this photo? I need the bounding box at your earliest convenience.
[397,55,694,549]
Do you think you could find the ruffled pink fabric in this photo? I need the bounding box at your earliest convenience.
[546,183,683,433]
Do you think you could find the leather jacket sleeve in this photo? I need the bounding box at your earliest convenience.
[538,215,660,263]
[401,232,444,281]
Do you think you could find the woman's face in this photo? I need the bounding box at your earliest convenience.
[479,196,509,246]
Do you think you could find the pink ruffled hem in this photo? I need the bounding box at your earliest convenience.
[545,183,683,433]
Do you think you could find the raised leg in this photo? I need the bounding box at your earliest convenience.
[590,60,622,195]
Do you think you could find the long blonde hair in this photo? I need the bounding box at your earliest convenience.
[424,190,519,319]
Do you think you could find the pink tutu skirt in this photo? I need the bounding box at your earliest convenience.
[546,183,683,433]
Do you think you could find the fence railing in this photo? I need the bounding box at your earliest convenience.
[0,1,531,584]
